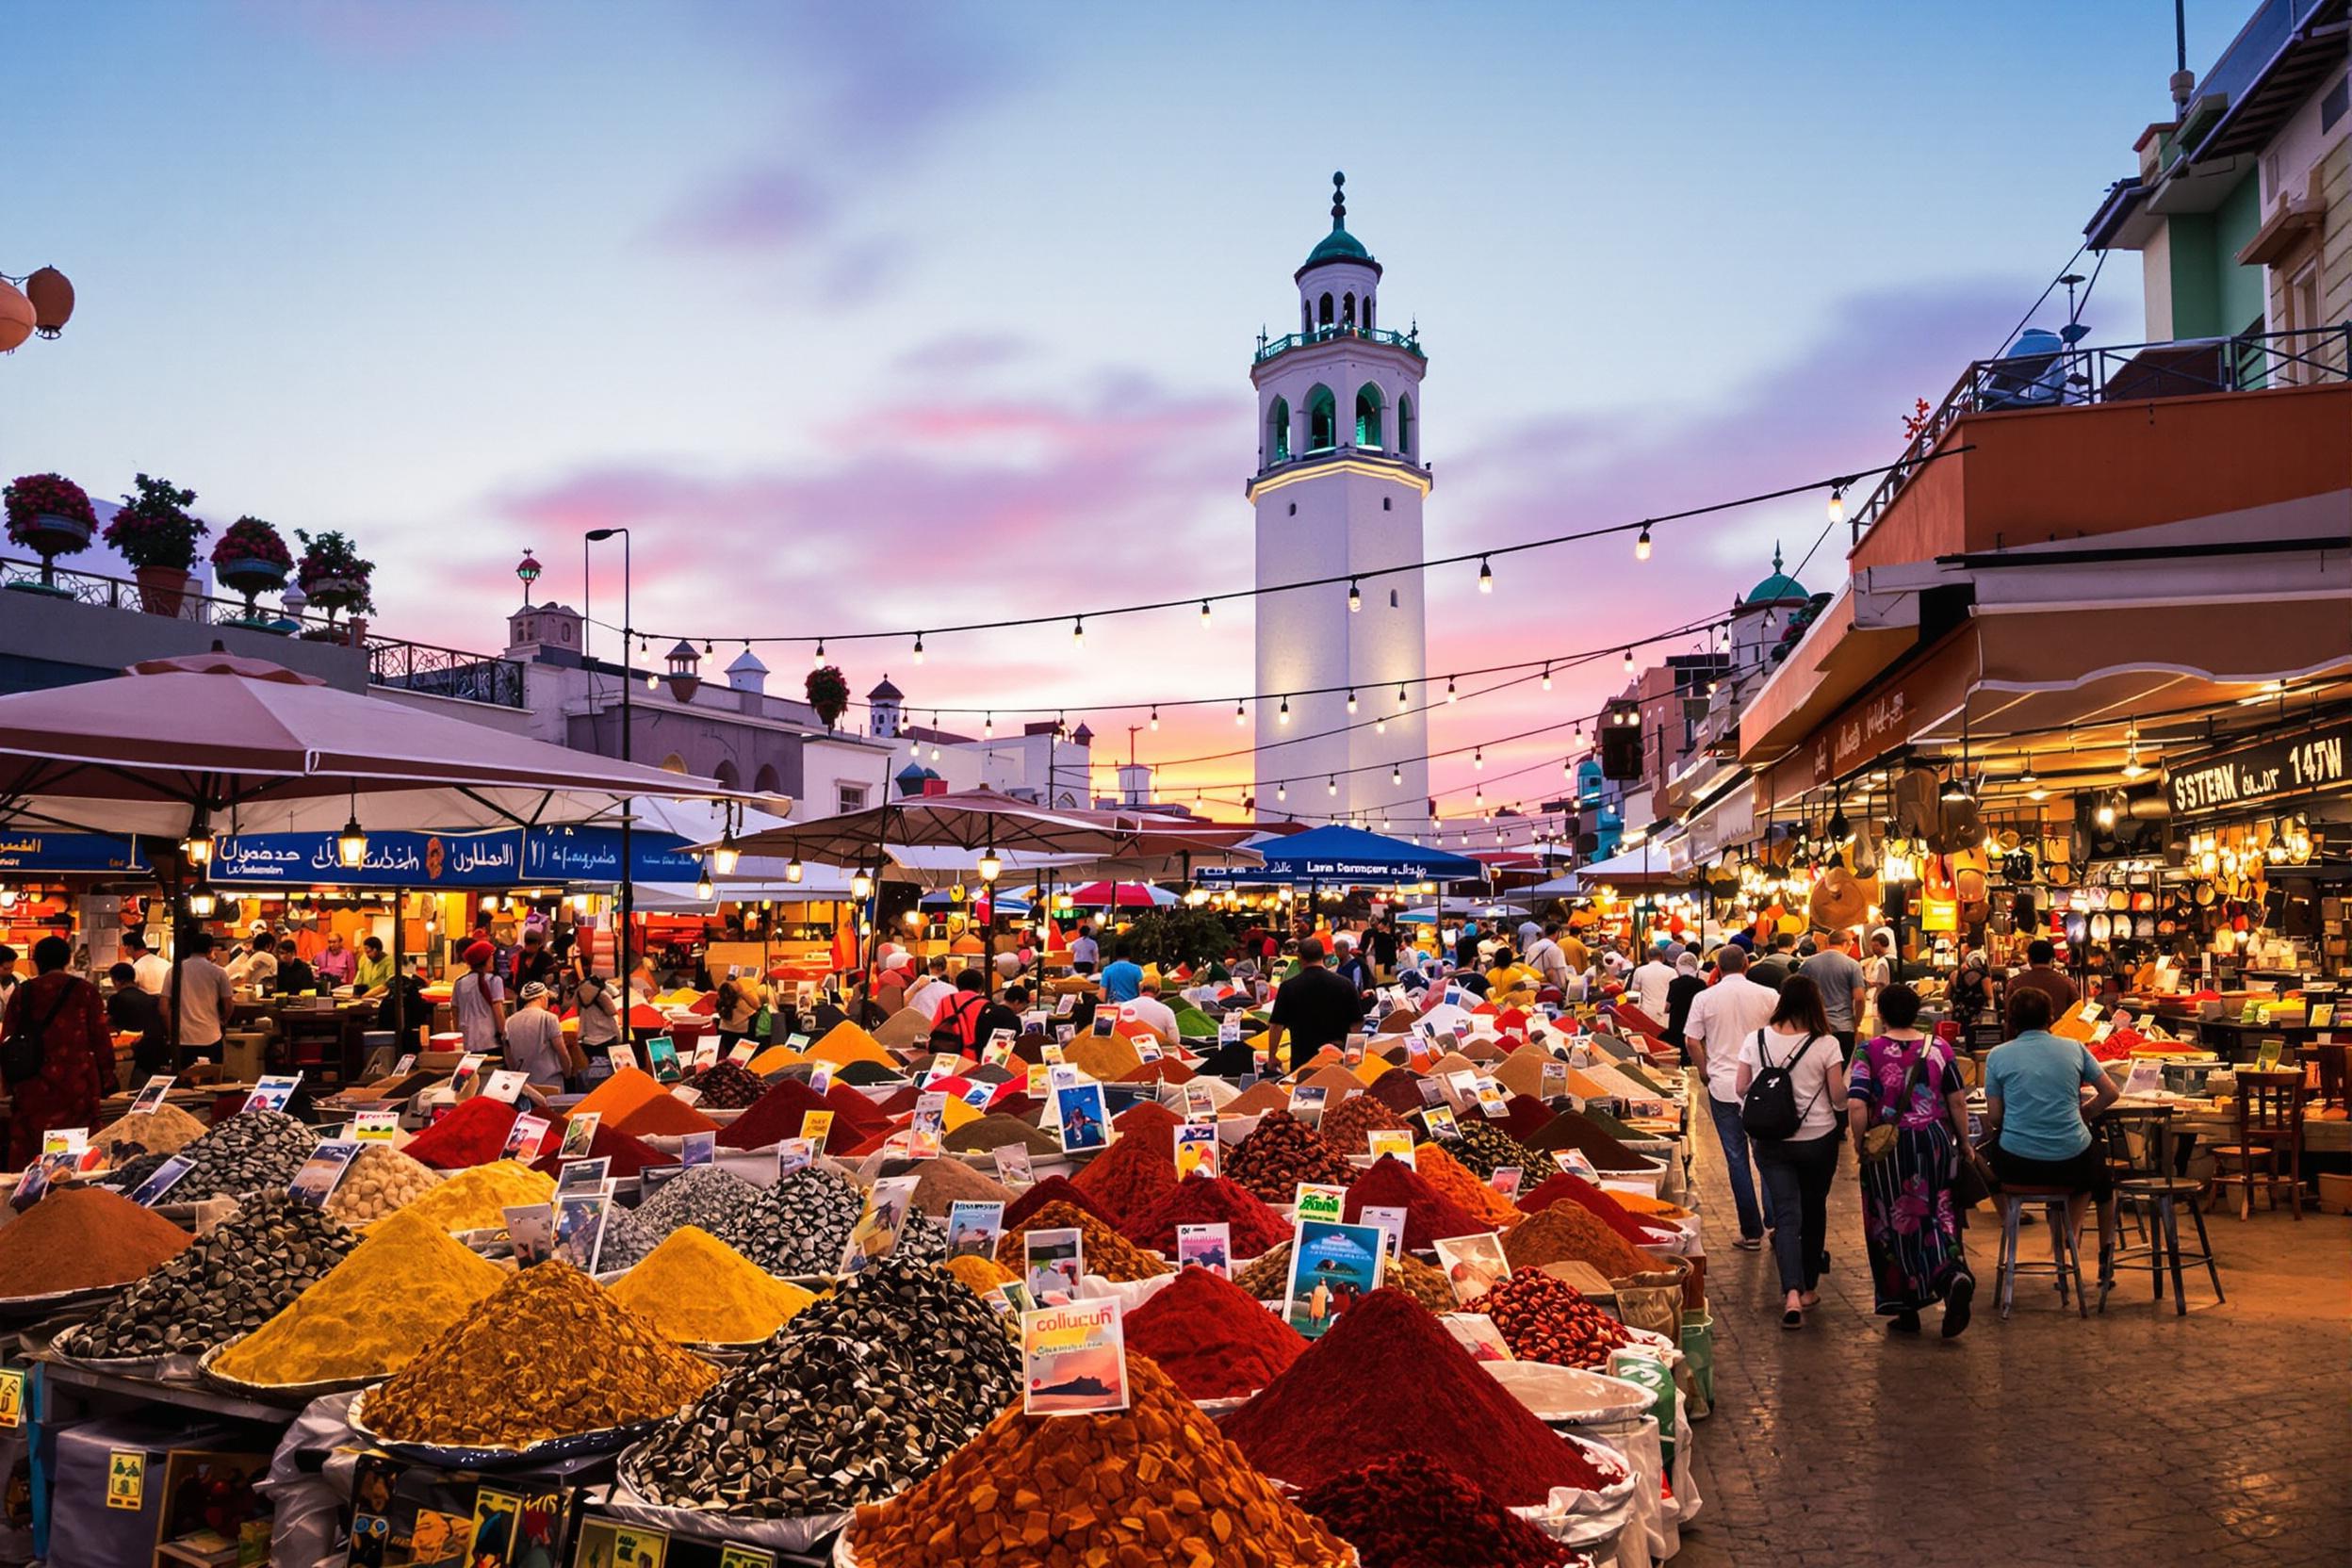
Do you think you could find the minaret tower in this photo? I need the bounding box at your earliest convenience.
[1250,172,1431,833]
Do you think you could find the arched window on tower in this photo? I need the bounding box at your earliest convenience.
[754,763,782,795]
[1343,292,1356,327]
[1267,397,1291,464]
[1354,383,1384,449]
[1300,300,1311,335]
[1317,293,1334,328]
[713,759,741,790]
[1396,394,1414,457]
[1364,295,1375,329]
[1306,384,1336,451]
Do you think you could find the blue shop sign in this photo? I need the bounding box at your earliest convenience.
[0,832,149,874]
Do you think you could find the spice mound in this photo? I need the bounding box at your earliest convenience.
[1515,1172,1676,1248]
[322,1143,441,1226]
[71,1192,357,1358]
[751,1164,872,1275]
[1343,1155,1486,1251]
[399,1095,519,1169]
[1127,1264,1304,1401]
[1300,1455,1584,1568]
[1067,1126,1179,1227]
[1226,1108,1357,1204]
[1127,1174,1291,1258]
[1435,1121,1542,1181]
[609,1225,817,1346]
[1235,1243,1456,1315]
[942,1112,1059,1156]
[395,1159,554,1233]
[895,1154,1014,1219]
[1501,1202,1659,1280]
[1000,1174,1115,1233]
[678,1059,767,1109]
[599,1165,768,1269]
[940,1253,1014,1295]
[994,1200,1171,1282]
[114,1108,318,1203]
[1410,1141,1521,1225]
[0,1186,188,1298]
[212,1208,502,1386]
[850,1352,1350,1567]
[1318,1092,1411,1156]
[531,1119,674,1179]
[625,1258,1020,1519]
[90,1102,209,1167]
[1221,1287,1614,1504]
[366,1259,715,1448]
[1477,1269,1633,1369]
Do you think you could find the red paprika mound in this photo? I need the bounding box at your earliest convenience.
[531,1119,676,1180]
[1000,1173,1116,1233]
[401,1096,520,1170]
[1494,1093,1557,1145]
[609,1089,720,1138]
[1126,1264,1304,1401]
[1110,1098,1182,1161]
[1515,1171,1676,1249]
[1300,1456,1584,1568]
[1366,1070,1434,1118]
[1478,1268,1632,1369]
[1069,1127,1179,1228]
[1341,1154,1486,1251]
[1126,1174,1290,1257]
[1221,1287,1612,1503]
[716,1076,834,1151]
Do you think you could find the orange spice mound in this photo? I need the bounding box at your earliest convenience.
[1501,1201,1659,1279]
[1413,1140,1522,1226]
[993,1200,1171,1282]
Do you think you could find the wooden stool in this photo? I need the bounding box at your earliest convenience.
[2113,1175,2223,1315]
[2212,1069,2307,1219]
[1996,1186,2089,1319]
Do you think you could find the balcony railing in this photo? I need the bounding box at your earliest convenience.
[1254,322,1425,365]
[0,554,526,708]
[1847,323,2352,546]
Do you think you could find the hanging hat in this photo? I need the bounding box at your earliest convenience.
[1806,866,1877,931]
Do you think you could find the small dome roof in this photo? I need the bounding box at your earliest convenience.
[895,761,929,782]
[867,675,904,700]
[726,648,768,676]
[1742,543,1808,605]
[1296,172,1381,278]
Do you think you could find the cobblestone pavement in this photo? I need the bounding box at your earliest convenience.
[1674,1131,2351,1568]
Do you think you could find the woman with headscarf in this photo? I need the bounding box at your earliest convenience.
[1662,949,1707,1052]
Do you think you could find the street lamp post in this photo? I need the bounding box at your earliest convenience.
[586,527,634,1003]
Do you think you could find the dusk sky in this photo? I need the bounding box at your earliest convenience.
[7,1,2243,821]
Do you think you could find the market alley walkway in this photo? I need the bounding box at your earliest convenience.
[1676,1130,2351,1568]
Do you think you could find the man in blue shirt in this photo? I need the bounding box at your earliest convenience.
[1982,987,2121,1283]
[1098,942,1144,1004]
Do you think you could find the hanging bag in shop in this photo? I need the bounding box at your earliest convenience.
[1740,1028,1821,1141]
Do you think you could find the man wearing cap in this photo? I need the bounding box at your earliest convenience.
[452,939,507,1055]
[124,932,172,996]
[504,981,571,1088]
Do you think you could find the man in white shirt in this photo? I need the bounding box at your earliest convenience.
[1525,923,1572,993]
[1628,946,1676,1023]
[170,931,237,1064]
[125,933,172,995]
[228,937,278,991]
[1681,945,1784,1249]
[1068,925,1100,973]
[901,958,955,1021]
[1119,974,1179,1044]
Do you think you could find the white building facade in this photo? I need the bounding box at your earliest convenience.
[1250,173,1432,835]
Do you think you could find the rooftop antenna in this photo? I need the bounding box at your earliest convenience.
[2170,0,2195,113]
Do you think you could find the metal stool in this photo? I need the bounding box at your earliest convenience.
[2113,1176,2223,1315]
[1995,1186,2089,1319]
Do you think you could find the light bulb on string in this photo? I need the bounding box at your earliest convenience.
[1446,677,1458,703]
[1634,525,1652,562]
[1827,484,1847,526]
[1622,647,1635,674]
[1348,580,1362,612]
[1542,663,1552,691]
[1392,764,1402,785]
[1199,599,1212,629]
[1375,716,1386,733]
[811,639,825,667]
[983,712,994,738]
[1474,747,1484,771]
[1071,616,1085,647]
[1478,557,1494,594]
[1149,707,1159,731]
[1397,684,1409,707]
[1234,699,1247,727]
[1346,690,1358,714]
[1277,780,1287,802]
[1278,695,1291,725]
[1327,776,1338,796]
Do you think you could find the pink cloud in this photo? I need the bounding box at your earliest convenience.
[658,166,837,253]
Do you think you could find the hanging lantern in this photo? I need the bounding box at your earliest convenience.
[0,281,35,354]
[23,268,74,337]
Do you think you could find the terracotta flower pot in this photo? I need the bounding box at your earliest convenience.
[134,565,193,617]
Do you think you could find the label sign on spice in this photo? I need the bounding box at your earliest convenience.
[909,1092,949,1160]
[692,1038,720,1069]
[1023,1225,1086,1305]
[1183,1081,1218,1121]
[806,1063,832,1096]
[1431,1233,1511,1305]
[391,1053,416,1077]
[798,1110,833,1147]
[1359,1204,1408,1261]
[1474,1078,1511,1119]
[607,1042,640,1074]
[775,1137,815,1178]
[0,1367,22,1429]
[945,1200,1004,1261]
[982,1029,1016,1067]
[557,1157,611,1192]
[106,1449,146,1511]
[679,1131,715,1168]
[449,1055,486,1098]
[719,1545,778,1568]
[727,1039,758,1065]
[505,1203,557,1267]
[839,1173,921,1279]
[991,1145,1035,1189]
[1366,1129,1415,1166]
[1175,1222,1232,1278]
[1293,1183,1347,1224]
[1424,1105,1462,1141]
[129,1153,197,1207]
[287,1139,365,1208]
[1551,1149,1600,1182]
[482,1070,530,1105]
[351,1109,400,1142]
[1173,1123,1220,1181]
[1489,1166,1524,1200]
[1286,1085,1329,1127]
[242,1074,302,1115]
[1540,1061,1568,1101]
[41,1128,86,1156]
[559,1113,600,1158]
[128,1075,175,1115]
[1021,1298,1131,1416]
[502,1114,551,1162]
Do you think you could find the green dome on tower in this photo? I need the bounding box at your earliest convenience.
[1297,171,1381,277]
[1744,543,1808,604]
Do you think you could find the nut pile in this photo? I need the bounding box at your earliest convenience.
[322,1143,442,1226]
[1477,1269,1633,1369]
[678,1060,767,1109]
[106,1108,318,1203]
[747,1164,870,1275]
[1316,1091,1411,1155]
[625,1259,1020,1519]
[844,1352,1350,1568]
[1435,1120,1542,1181]
[68,1192,357,1358]
[893,1205,948,1265]
[1224,1109,1357,1205]
[599,1167,775,1270]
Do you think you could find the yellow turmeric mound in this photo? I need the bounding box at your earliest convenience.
[607,1225,817,1346]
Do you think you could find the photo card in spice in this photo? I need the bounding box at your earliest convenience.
[838,1173,920,1278]
[287,1138,363,1208]
[946,1200,1004,1260]
[553,1191,611,1272]
[506,1203,557,1267]
[1282,1218,1387,1339]
[1173,1123,1220,1181]
[1433,1232,1511,1305]
[1023,1225,1086,1305]
[1021,1298,1131,1416]
[467,1487,521,1566]
[645,1036,681,1083]
[991,1144,1034,1189]
[572,1518,669,1568]
[1052,1076,1111,1155]
[1176,1222,1232,1278]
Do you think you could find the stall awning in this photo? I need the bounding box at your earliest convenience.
[1194,824,1483,887]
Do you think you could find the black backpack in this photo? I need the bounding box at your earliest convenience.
[1740,1028,1822,1140]
[2,980,76,1086]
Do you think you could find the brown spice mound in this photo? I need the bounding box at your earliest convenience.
[1502,1202,1660,1280]
[993,1200,1171,1282]
[845,1351,1350,1567]
[0,1186,189,1297]
[942,1113,1060,1156]
[365,1259,715,1447]
[896,1155,1017,1219]
[1225,1109,1356,1205]
[1317,1092,1411,1156]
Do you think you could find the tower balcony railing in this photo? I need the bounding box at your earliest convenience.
[1845,322,2351,547]
[1254,322,1425,365]
[0,553,527,707]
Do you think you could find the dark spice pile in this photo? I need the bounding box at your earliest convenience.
[1000,1174,1116,1233]
[1109,1099,1183,1160]
[0,1186,188,1297]
[1220,1287,1614,1503]
[1125,1264,1304,1401]
[106,1107,318,1202]
[1436,1120,1543,1181]
[1225,1109,1356,1205]
[1125,1174,1291,1258]
[69,1192,355,1357]
[1523,1108,1658,1171]
[718,1076,846,1152]
[1318,1091,1412,1156]
[1300,1456,1587,1568]
[1342,1154,1486,1251]
[941,1113,1061,1156]
[678,1060,767,1109]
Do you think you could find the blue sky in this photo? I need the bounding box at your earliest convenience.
[3,0,2247,812]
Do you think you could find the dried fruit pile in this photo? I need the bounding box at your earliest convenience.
[1477,1269,1633,1369]
[1225,1109,1356,1205]
[1301,1456,1588,1568]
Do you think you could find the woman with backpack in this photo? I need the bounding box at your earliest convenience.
[1736,973,1850,1329]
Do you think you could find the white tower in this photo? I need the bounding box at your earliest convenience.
[867,676,905,741]
[1251,172,1431,833]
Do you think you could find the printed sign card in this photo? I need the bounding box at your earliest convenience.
[1423,1105,1462,1141]
[1176,1222,1233,1277]
[1366,1129,1415,1167]
[1174,1123,1221,1181]
[287,1138,363,1207]
[556,1156,612,1193]
[1432,1232,1511,1304]
[128,1153,196,1207]
[559,1112,600,1158]
[352,1108,400,1142]
[945,1200,1005,1261]
[242,1073,302,1114]
[1023,1225,1087,1305]
[1490,1166,1524,1200]
[448,1056,486,1100]
[838,1173,921,1278]
[806,1061,833,1096]
[504,1203,557,1266]
[500,1114,551,1163]
[1474,1077,1511,1119]
[1540,1061,1569,1101]
[798,1109,834,1148]
[645,1037,682,1083]
[1359,1204,1408,1262]
[775,1137,816,1178]
[909,1091,949,1160]
[1551,1149,1600,1182]
[606,1041,641,1075]
[991,1144,1036,1189]
[1293,1183,1347,1224]
[128,1076,174,1116]
[553,1190,611,1271]
[679,1130,716,1168]
[1053,1074,1112,1155]
[1021,1298,1131,1416]
[1282,1218,1387,1339]
[1286,1085,1330,1128]
[1183,1081,1219,1121]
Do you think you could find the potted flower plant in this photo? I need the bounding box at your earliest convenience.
[3,472,99,592]
[807,664,851,730]
[294,529,376,631]
[101,474,208,615]
[212,516,295,628]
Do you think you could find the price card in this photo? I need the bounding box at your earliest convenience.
[1540,1061,1568,1101]
[1293,1183,1347,1224]
[242,1073,302,1114]
[727,1038,759,1064]
[41,1128,86,1157]
[1175,1223,1232,1278]
[1054,992,1077,1016]
[2120,1060,2164,1097]
[502,1114,552,1162]
[1424,1105,1462,1141]
[784,1032,810,1054]
[1366,1129,1415,1166]
[1021,1010,1050,1034]
[106,1448,145,1511]
[2078,1002,2103,1024]
[449,1054,487,1098]
[482,1070,530,1104]
[1359,1204,1408,1261]
[1053,1025,1075,1048]
[961,1080,997,1111]
[692,1037,721,1069]
[909,1091,948,1160]
[607,1041,640,1074]
[1020,1298,1131,1416]
[1287,1085,1329,1127]
[1444,1070,1483,1110]
[287,1139,364,1208]
[673,1085,704,1107]
[1474,1077,1511,1119]
[799,1110,834,1148]
[922,1053,962,1087]
[352,1109,400,1141]
[1136,1038,1164,1064]
[504,1203,557,1267]
[1173,1123,1221,1181]
[556,1157,611,1193]
[776,1137,816,1177]
[0,1367,22,1429]
[1090,1013,1116,1038]
[558,1112,600,1158]
[129,1153,197,1207]
[128,1075,175,1115]
[807,1061,833,1096]
[1217,1016,1244,1046]
[1551,1148,1600,1182]
[1416,1076,1446,1109]
[1182,1081,1219,1121]
[719,1544,779,1568]
[1489,1166,1524,1200]
[645,1037,682,1083]
[389,1052,416,1077]
[680,1130,716,1168]
[991,1144,1035,1189]
[983,1029,1016,1067]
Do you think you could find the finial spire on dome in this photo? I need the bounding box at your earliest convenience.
[1772,541,1785,572]
[1331,171,1347,231]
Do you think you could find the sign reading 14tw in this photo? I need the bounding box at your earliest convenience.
[2167,723,2348,814]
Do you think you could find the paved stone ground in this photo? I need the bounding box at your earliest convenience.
[1674,1133,2351,1568]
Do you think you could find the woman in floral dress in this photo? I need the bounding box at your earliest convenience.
[1846,984,1978,1337]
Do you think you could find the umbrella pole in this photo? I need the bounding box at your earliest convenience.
[391,886,407,1053]
[164,842,185,1071]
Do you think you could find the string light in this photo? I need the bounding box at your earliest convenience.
[1199,599,1212,629]
[984,712,994,738]
[1071,616,1085,647]
[1397,684,1409,707]
[811,638,825,667]
[1827,484,1847,526]
[1327,776,1338,796]
[1149,707,1159,731]
[1634,525,1652,562]
[1478,557,1494,594]
[1393,764,1402,785]
[1279,695,1291,725]
[1541,663,1552,691]
[912,632,924,663]
[1346,690,1357,713]
[1277,780,1287,801]
[1474,747,1484,771]
[1348,580,1362,612]
[1446,677,1458,703]
[1622,648,1635,674]
[2022,757,2047,801]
